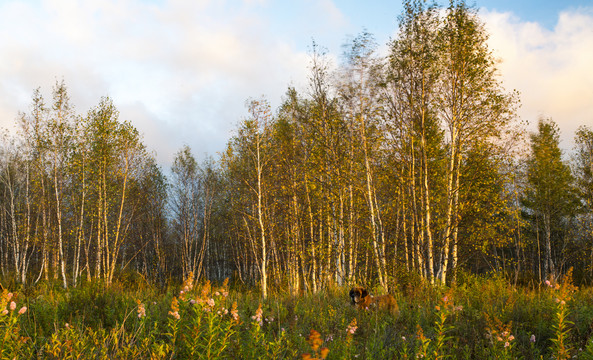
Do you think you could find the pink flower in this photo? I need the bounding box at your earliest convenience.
[231,308,239,321]
[9,301,16,311]
[207,298,215,307]
[545,280,551,287]
[346,323,358,335]
[137,303,146,318]
[168,310,180,320]
[18,306,27,315]
[530,334,536,343]
[7,293,13,300]
[504,342,510,348]
[508,335,515,341]
[1,309,8,316]
[251,306,263,326]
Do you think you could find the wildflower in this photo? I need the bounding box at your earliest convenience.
[65,323,70,328]
[326,334,334,342]
[455,305,463,312]
[190,299,196,305]
[508,335,515,341]
[200,280,212,299]
[7,293,13,300]
[504,342,510,348]
[231,302,239,321]
[215,291,220,297]
[545,280,551,287]
[402,336,406,341]
[306,330,323,352]
[18,306,27,315]
[251,304,263,326]
[9,301,16,311]
[137,302,146,318]
[168,297,180,320]
[223,291,229,297]
[1,309,8,316]
[346,318,358,335]
[530,334,536,343]
[207,298,215,307]
[182,272,194,292]
[169,311,180,320]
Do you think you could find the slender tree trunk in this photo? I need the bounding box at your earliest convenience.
[305,174,317,293]
[348,184,355,283]
[544,210,555,279]
[256,135,268,299]
[441,135,460,284]
[420,78,435,284]
[54,163,68,288]
[361,115,387,291]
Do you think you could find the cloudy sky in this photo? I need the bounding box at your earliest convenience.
[1,0,592,166]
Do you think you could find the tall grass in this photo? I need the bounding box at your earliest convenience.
[3,271,593,358]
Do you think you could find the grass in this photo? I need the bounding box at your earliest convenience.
[2,270,593,359]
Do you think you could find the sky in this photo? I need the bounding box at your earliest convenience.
[0,0,592,167]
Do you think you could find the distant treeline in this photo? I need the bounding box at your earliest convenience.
[1,0,593,296]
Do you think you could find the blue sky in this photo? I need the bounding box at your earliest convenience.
[0,0,592,165]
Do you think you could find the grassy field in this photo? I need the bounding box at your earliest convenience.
[2,271,593,359]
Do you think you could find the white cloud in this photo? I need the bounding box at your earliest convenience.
[481,7,593,151]
[0,0,310,166]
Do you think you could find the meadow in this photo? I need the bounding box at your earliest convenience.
[2,271,593,359]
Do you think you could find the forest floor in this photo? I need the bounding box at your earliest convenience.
[2,271,593,359]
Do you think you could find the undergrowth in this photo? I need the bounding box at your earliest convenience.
[2,270,593,358]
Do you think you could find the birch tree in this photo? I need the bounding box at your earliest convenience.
[435,0,518,284]
[339,31,389,290]
[387,0,442,283]
[524,118,577,281]
[224,98,273,298]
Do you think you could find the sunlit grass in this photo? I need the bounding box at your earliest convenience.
[3,271,593,358]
